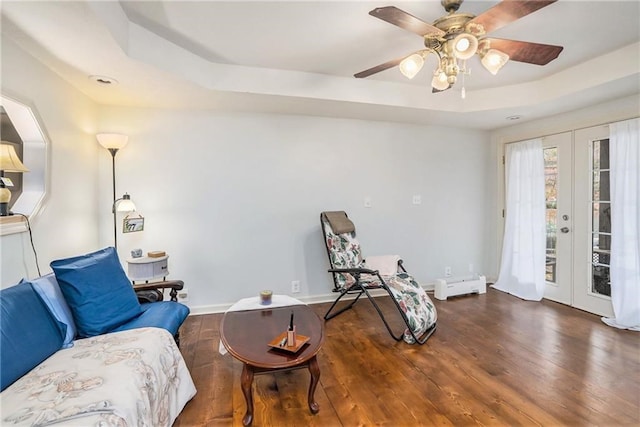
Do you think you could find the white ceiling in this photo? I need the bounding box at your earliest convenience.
[2,0,639,130]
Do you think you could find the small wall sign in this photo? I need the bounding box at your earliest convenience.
[123,214,144,233]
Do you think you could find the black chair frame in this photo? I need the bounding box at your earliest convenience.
[133,279,184,303]
[321,213,436,345]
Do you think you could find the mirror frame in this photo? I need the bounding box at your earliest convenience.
[0,93,50,236]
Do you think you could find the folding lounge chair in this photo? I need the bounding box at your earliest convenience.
[320,211,437,344]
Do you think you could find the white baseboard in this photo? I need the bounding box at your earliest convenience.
[187,281,436,316]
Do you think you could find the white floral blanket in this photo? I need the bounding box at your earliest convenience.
[1,327,196,426]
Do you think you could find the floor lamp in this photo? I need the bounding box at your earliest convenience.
[97,133,135,250]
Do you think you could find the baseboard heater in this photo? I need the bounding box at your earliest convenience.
[434,275,486,301]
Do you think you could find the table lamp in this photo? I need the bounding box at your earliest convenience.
[0,142,29,216]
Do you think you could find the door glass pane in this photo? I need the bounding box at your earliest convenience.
[544,147,558,283]
[591,139,611,297]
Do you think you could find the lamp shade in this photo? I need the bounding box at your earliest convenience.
[452,33,478,60]
[399,53,425,79]
[431,70,450,91]
[97,133,129,150]
[0,142,29,172]
[115,193,136,212]
[481,49,510,75]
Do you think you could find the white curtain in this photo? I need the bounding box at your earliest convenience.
[493,139,546,301]
[602,118,640,331]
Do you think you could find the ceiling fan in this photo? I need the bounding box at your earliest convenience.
[355,0,564,96]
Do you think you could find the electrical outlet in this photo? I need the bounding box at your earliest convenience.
[364,197,372,208]
[444,267,452,277]
[177,288,189,303]
[291,280,301,293]
[412,195,422,205]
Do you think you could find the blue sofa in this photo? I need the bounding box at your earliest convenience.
[0,247,195,425]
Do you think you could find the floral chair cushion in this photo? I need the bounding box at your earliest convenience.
[324,220,363,290]
[386,273,438,343]
[322,216,437,343]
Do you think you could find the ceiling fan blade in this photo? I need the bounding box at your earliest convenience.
[483,38,563,65]
[354,57,405,78]
[467,0,557,35]
[369,6,445,37]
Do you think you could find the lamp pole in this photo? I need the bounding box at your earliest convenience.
[108,148,119,250]
[97,133,129,251]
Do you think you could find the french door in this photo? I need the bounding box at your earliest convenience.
[537,127,613,316]
[573,126,614,316]
[542,133,572,305]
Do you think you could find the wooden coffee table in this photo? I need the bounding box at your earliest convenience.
[220,304,324,426]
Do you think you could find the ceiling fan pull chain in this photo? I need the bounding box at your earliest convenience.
[461,62,466,99]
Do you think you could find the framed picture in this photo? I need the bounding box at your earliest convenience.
[123,214,144,233]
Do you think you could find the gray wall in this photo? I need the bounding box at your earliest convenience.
[1,38,100,286]
[98,107,492,312]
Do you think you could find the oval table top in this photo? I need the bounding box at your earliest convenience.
[220,304,324,369]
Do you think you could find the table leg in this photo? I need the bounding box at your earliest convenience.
[241,364,254,426]
[307,356,320,414]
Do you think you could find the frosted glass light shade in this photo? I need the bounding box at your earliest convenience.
[0,142,29,172]
[452,34,478,60]
[97,133,129,150]
[481,49,509,75]
[399,53,425,79]
[431,70,449,91]
[115,193,136,212]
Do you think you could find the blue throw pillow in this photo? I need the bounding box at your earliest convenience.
[51,247,142,337]
[1,282,65,392]
[29,273,77,348]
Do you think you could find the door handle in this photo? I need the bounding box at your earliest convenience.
[560,227,570,233]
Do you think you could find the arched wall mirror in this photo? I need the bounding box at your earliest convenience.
[0,94,49,236]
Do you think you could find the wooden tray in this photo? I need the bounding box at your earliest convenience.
[268,331,310,353]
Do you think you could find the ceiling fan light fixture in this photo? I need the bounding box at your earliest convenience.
[481,49,509,75]
[356,2,562,92]
[431,70,449,91]
[399,53,425,79]
[452,33,478,60]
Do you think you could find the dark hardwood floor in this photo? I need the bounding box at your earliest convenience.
[174,288,640,426]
